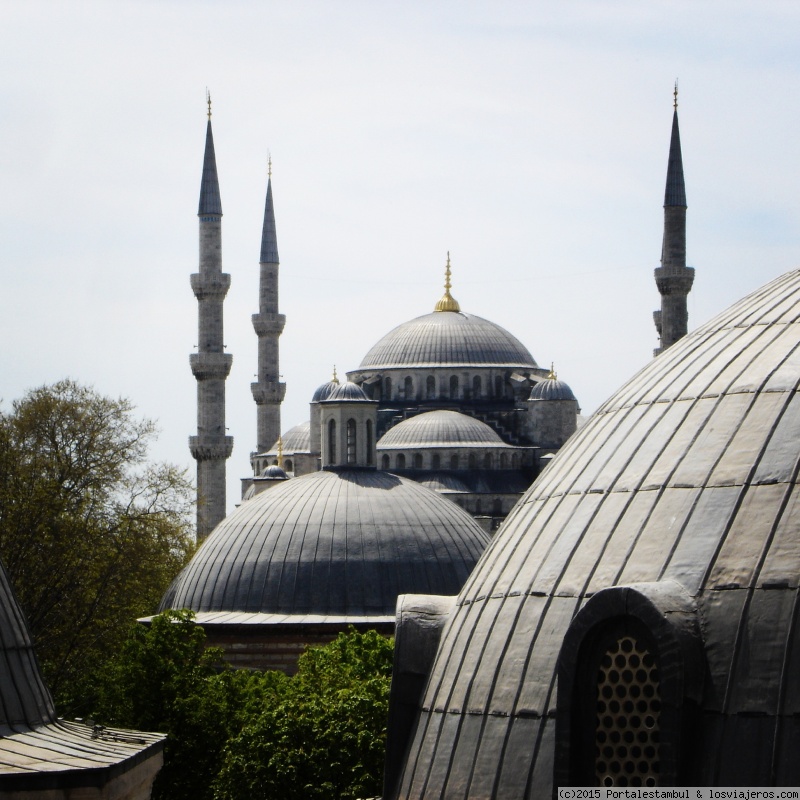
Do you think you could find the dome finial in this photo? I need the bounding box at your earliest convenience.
[673,79,678,111]
[548,362,557,380]
[206,88,212,120]
[434,251,461,312]
[332,365,339,384]
[277,436,284,469]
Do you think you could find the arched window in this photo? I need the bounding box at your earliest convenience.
[468,453,476,469]
[397,453,406,469]
[346,418,357,464]
[512,453,520,468]
[500,452,508,468]
[473,375,482,399]
[432,453,441,470]
[413,453,423,469]
[366,420,373,465]
[285,459,293,472]
[383,377,393,400]
[483,453,492,468]
[426,375,436,399]
[404,376,413,400]
[494,375,503,398]
[381,454,390,470]
[450,375,459,399]
[450,454,459,470]
[327,419,336,465]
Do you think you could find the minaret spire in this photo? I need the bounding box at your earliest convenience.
[653,83,694,355]
[250,155,286,461]
[189,102,233,539]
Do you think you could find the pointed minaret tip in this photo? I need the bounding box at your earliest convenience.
[259,153,280,263]
[198,94,222,217]
[434,251,461,312]
[664,83,686,208]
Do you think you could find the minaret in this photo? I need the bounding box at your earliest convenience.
[189,94,233,540]
[250,155,286,459]
[653,83,694,355]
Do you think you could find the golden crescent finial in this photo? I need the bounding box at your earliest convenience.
[548,362,557,380]
[206,89,212,120]
[434,251,461,312]
[673,80,678,111]
[332,365,339,384]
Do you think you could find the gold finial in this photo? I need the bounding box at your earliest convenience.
[332,365,339,384]
[673,80,678,111]
[268,151,272,179]
[277,436,284,469]
[206,89,212,120]
[434,251,461,312]
[548,362,557,380]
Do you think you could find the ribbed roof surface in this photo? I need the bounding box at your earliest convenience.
[358,311,537,369]
[377,410,504,449]
[312,380,340,402]
[198,120,222,216]
[396,269,800,796]
[323,382,370,402]
[267,421,310,455]
[528,376,577,401]
[161,469,489,617]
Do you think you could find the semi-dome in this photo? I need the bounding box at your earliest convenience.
[161,468,489,617]
[267,420,310,455]
[393,269,800,795]
[529,375,576,401]
[377,410,505,449]
[323,381,371,402]
[358,311,537,370]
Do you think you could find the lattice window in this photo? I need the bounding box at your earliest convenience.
[595,635,661,787]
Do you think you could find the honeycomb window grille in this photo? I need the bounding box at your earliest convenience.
[595,634,661,787]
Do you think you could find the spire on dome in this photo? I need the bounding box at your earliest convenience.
[664,81,686,208]
[198,95,222,216]
[259,157,279,263]
[332,365,339,384]
[434,252,461,313]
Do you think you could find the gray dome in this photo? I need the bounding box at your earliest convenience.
[377,410,505,449]
[161,469,489,617]
[311,379,340,402]
[260,464,289,479]
[528,376,576,401]
[358,311,537,369]
[323,381,370,402]
[396,269,800,795]
[267,421,310,455]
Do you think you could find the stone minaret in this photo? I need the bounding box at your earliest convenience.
[250,159,286,459]
[653,84,694,356]
[189,99,233,540]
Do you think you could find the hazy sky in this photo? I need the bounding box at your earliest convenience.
[2,1,800,515]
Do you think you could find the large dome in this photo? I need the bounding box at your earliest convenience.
[394,269,800,795]
[377,410,506,449]
[358,310,537,370]
[162,468,489,617]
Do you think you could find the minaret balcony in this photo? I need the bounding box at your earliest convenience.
[190,273,231,299]
[251,381,286,404]
[189,435,234,461]
[190,352,233,380]
[654,265,695,295]
[252,313,286,336]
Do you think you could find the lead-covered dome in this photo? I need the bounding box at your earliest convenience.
[161,468,489,617]
[377,410,505,449]
[358,311,537,370]
[395,269,800,796]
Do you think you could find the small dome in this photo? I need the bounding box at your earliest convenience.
[267,421,311,455]
[323,381,370,402]
[358,311,537,370]
[312,380,340,402]
[260,464,289,479]
[377,410,505,449]
[161,469,489,617]
[528,376,576,401]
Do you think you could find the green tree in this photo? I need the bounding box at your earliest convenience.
[0,380,194,708]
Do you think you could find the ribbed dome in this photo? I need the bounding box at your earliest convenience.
[311,380,340,402]
[528,376,576,401]
[377,410,505,449]
[260,465,288,479]
[161,469,489,617]
[396,269,800,795]
[267,421,310,455]
[323,381,370,402]
[358,311,537,369]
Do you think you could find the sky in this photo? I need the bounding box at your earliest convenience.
[2,1,800,518]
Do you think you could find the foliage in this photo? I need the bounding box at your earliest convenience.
[212,628,394,800]
[94,613,393,800]
[0,380,194,708]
